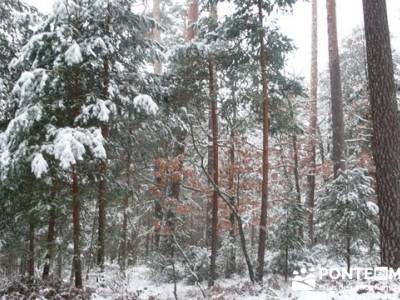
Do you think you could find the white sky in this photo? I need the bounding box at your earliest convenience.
[279,0,400,81]
[25,0,400,83]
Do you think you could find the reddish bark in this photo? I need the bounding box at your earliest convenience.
[363,0,400,268]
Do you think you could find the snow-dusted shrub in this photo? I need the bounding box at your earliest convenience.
[316,167,379,267]
[182,246,209,284]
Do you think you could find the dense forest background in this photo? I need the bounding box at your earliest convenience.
[0,0,399,299]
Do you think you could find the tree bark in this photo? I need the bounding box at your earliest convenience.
[226,131,236,278]
[256,0,270,283]
[121,159,130,271]
[27,221,35,278]
[72,167,83,288]
[208,56,219,288]
[97,2,111,271]
[208,2,219,287]
[326,0,345,176]
[154,160,164,250]
[292,134,303,240]
[206,110,213,248]
[42,204,56,280]
[362,0,400,268]
[153,0,162,73]
[186,0,198,41]
[307,0,318,246]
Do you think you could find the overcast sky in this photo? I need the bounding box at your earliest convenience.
[25,0,400,83]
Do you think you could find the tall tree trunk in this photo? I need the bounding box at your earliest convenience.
[292,134,303,239]
[153,0,162,73]
[326,0,345,176]
[186,0,198,41]
[208,7,219,283]
[97,3,111,271]
[72,167,83,288]
[362,0,400,268]
[226,130,236,278]
[154,160,164,250]
[307,0,318,246]
[121,159,130,271]
[42,204,56,280]
[256,0,270,283]
[27,221,35,278]
[206,112,213,248]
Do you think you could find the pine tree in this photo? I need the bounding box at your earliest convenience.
[316,168,378,271]
[362,0,400,268]
[307,0,318,247]
[326,0,345,176]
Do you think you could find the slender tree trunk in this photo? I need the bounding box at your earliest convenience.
[57,223,63,279]
[256,0,270,283]
[346,220,351,272]
[86,214,97,278]
[226,131,236,278]
[292,134,303,240]
[206,111,213,248]
[154,160,164,250]
[42,204,56,280]
[152,0,163,251]
[121,157,130,271]
[318,127,325,164]
[97,3,111,271]
[208,2,219,287]
[186,0,198,41]
[97,160,106,270]
[28,221,35,278]
[72,167,83,288]
[362,0,400,268]
[307,0,318,246]
[153,0,162,73]
[236,211,255,282]
[326,0,345,176]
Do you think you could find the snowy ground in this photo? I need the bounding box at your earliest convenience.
[88,265,400,300]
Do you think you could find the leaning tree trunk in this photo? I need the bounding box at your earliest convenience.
[362,0,400,268]
[255,0,270,283]
[326,0,345,177]
[307,0,318,246]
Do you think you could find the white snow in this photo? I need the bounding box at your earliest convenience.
[46,127,106,170]
[86,264,400,300]
[65,41,83,65]
[133,94,158,115]
[79,99,115,123]
[31,152,48,178]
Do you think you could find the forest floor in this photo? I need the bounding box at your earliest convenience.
[2,265,400,299]
[89,265,400,300]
